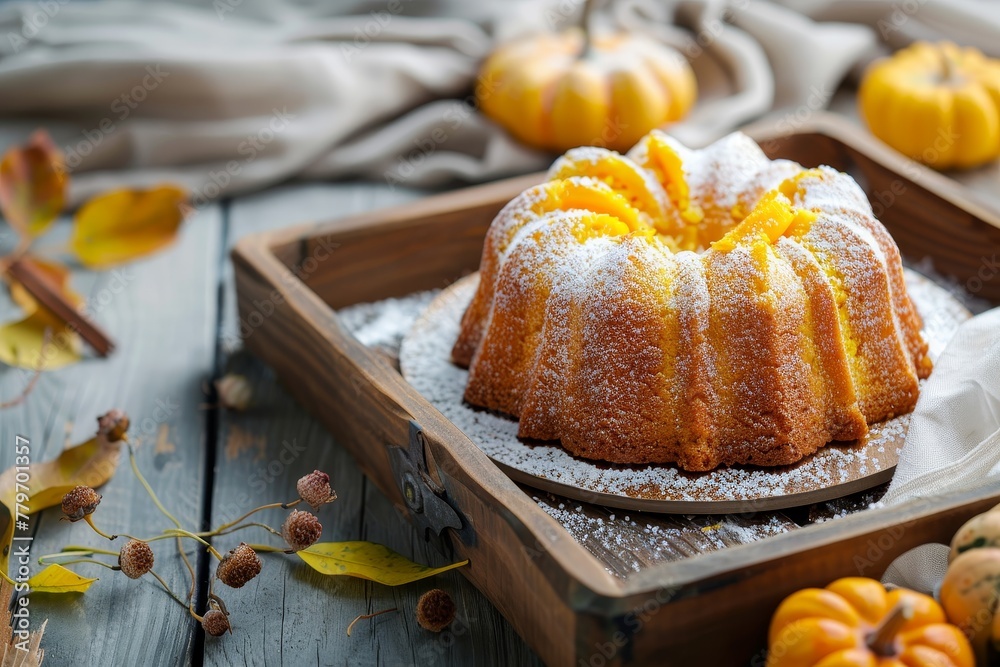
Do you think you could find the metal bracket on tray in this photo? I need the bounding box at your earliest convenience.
[389,420,467,543]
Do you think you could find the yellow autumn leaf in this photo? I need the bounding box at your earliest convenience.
[0,258,83,369]
[296,541,468,586]
[0,129,67,237]
[0,430,122,578]
[71,185,187,268]
[26,564,97,593]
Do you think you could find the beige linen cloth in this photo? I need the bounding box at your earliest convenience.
[0,0,997,205]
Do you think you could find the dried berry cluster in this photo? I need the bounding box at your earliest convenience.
[52,413,456,640]
[54,414,340,639]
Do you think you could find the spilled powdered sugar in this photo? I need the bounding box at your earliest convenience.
[397,269,968,513]
[530,493,798,578]
[338,290,440,365]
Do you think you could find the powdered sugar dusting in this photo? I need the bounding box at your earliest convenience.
[400,269,968,513]
[531,492,798,577]
[338,290,440,365]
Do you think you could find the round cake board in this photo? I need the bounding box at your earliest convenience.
[400,270,970,514]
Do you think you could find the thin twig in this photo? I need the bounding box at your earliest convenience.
[148,569,188,609]
[213,521,282,538]
[128,443,183,529]
[59,545,119,556]
[162,529,223,560]
[40,558,118,571]
[83,514,118,540]
[127,442,198,602]
[179,537,195,602]
[243,543,290,554]
[209,500,300,536]
[347,608,398,637]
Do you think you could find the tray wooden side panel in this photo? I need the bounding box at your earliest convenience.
[232,235,622,667]
[292,174,541,308]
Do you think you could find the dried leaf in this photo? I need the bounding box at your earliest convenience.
[27,564,97,593]
[0,258,83,369]
[0,431,122,577]
[297,541,468,586]
[71,185,187,268]
[0,312,81,370]
[1,576,45,666]
[0,129,67,237]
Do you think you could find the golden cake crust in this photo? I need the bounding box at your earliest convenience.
[452,131,931,472]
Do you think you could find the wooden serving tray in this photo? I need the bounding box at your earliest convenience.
[232,112,1000,666]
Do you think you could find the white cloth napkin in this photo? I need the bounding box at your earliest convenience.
[0,0,992,203]
[883,307,1000,505]
[881,543,950,595]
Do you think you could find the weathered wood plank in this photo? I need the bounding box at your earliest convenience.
[0,204,222,665]
[205,183,542,667]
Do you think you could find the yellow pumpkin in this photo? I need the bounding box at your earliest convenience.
[859,41,1000,169]
[767,577,974,666]
[940,547,1000,663]
[949,502,1000,561]
[477,29,696,153]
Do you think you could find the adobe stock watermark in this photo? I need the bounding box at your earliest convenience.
[333,0,417,63]
[129,396,182,444]
[61,65,171,174]
[382,80,496,191]
[579,586,681,667]
[412,606,472,663]
[383,77,628,190]
[966,254,1000,295]
[542,0,585,30]
[679,0,750,62]
[866,125,958,220]
[225,235,339,349]
[184,107,296,212]
[755,82,834,162]
[749,620,807,667]
[11,434,33,652]
[876,0,930,39]
[19,267,135,381]
[5,0,71,53]
[214,439,308,526]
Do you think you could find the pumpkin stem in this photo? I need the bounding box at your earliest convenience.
[939,49,956,83]
[866,601,914,657]
[579,0,599,59]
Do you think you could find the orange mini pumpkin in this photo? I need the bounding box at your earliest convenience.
[859,41,1000,169]
[477,4,696,154]
[767,577,974,667]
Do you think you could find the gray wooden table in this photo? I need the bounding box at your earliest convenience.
[0,180,543,666]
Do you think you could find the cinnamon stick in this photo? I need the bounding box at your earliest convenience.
[6,258,115,357]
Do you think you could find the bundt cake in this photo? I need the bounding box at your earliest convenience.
[451,130,932,472]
